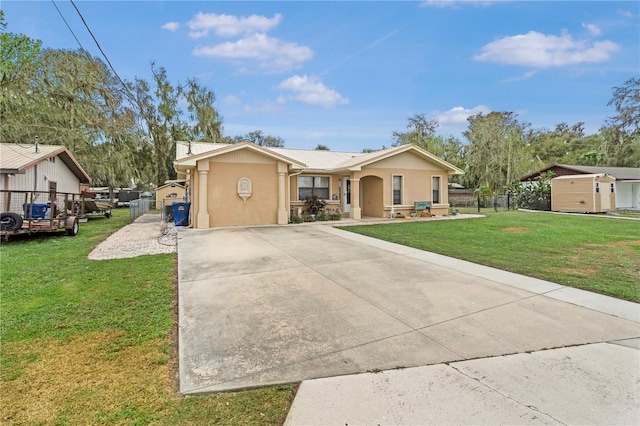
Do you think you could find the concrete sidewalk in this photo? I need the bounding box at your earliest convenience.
[285,341,640,425]
[176,223,639,423]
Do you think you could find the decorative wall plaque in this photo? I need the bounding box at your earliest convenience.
[237,177,252,204]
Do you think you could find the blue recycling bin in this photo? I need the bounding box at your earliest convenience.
[172,202,191,226]
[23,203,49,219]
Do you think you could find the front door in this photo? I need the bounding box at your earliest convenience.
[342,178,351,213]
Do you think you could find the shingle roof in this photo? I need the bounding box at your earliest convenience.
[0,143,91,183]
[556,164,640,180]
[520,163,640,181]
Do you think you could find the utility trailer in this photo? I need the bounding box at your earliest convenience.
[0,190,81,238]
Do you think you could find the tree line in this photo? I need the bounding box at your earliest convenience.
[1,13,282,192]
[1,12,638,196]
[388,79,639,193]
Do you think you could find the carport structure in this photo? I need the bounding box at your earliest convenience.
[177,225,639,394]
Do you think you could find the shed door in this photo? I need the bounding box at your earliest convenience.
[601,185,610,211]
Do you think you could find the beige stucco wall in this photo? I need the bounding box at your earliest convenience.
[361,175,384,217]
[355,151,450,217]
[189,150,281,227]
[186,147,457,226]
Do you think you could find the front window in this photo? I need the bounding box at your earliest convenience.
[432,176,441,204]
[393,175,402,205]
[299,176,329,200]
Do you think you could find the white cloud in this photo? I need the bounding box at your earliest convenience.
[162,21,180,32]
[223,95,242,105]
[187,12,282,38]
[193,33,313,72]
[502,70,538,82]
[474,30,620,68]
[435,105,491,126]
[276,75,349,108]
[582,22,602,37]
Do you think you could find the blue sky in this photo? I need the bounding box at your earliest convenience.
[4,1,639,152]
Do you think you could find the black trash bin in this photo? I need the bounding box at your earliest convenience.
[172,202,191,226]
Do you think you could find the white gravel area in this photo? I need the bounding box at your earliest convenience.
[88,214,177,260]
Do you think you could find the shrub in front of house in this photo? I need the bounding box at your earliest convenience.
[315,212,329,221]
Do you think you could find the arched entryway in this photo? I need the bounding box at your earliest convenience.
[361,175,384,218]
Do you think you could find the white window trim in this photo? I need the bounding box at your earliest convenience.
[392,174,403,205]
[432,176,441,204]
[297,175,331,200]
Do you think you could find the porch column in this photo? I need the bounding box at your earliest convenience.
[350,177,361,220]
[197,160,210,229]
[277,162,288,225]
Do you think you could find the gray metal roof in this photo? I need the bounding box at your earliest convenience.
[175,141,463,174]
[0,143,91,183]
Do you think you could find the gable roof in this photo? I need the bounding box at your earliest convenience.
[156,182,186,191]
[0,143,91,183]
[175,141,464,175]
[174,141,307,170]
[521,163,640,181]
[331,144,464,174]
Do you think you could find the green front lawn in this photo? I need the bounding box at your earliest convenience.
[340,211,640,302]
[0,209,292,425]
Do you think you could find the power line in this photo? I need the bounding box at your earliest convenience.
[64,0,141,111]
[50,0,86,53]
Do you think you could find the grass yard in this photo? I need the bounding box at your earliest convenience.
[340,211,640,303]
[0,209,292,425]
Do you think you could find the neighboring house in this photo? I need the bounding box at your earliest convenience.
[521,164,640,209]
[174,141,464,228]
[155,181,187,210]
[551,174,616,213]
[0,143,91,195]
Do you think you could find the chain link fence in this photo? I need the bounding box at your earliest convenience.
[129,199,155,222]
[449,194,512,211]
[449,193,551,212]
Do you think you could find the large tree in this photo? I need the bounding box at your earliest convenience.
[392,114,465,169]
[529,122,601,166]
[607,77,640,134]
[463,111,532,192]
[226,130,285,147]
[184,78,223,143]
[599,77,640,167]
[1,43,141,189]
[1,17,225,189]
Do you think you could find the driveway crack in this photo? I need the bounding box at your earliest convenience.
[447,363,568,425]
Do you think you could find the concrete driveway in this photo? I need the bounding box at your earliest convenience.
[177,224,639,396]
